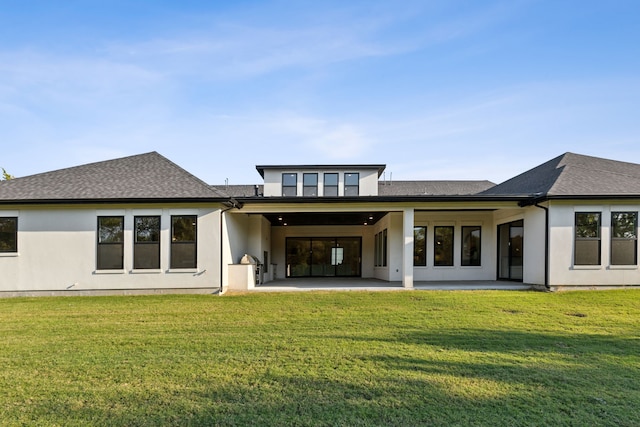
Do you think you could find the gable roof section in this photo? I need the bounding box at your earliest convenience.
[483,152,640,198]
[0,152,225,203]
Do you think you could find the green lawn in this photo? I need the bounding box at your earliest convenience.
[1,290,639,426]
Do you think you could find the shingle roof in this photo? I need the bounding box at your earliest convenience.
[378,180,495,196]
[212,184,264,198]
[483,152,640,197]
[0,152,225,202]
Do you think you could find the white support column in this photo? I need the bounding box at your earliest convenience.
[402,208,415,288]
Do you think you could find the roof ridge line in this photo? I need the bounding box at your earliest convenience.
[153,153,225,197]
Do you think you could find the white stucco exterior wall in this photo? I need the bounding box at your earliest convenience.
[521,206,547,286]
[0,206,221,293]
[548,201,640,288]
[411,211,498,282]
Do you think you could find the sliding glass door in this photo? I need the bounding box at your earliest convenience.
[287,237,361,277]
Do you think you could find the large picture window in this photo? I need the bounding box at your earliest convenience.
[282,173,297,196]
[171,215,197,269]
[344,173,359,196]
[611,212,637,265]
[434,226,454,266]
[0,217,17,253]
[134,216,161,269]
[461,226,481,266]
[414,226,426,266]
[575,212,601,265]
[97,216,124,270]
[303,173,318,197]
[324,173,338,197]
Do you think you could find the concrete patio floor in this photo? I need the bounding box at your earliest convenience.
[251,278,532,292]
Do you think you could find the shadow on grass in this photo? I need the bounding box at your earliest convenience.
[14,329,640,427]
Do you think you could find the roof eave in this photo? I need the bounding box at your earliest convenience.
[0,197,229,205]
[255,164,387,178]
[234,195,533,204]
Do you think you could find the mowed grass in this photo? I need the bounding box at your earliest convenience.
[1,290,639,426]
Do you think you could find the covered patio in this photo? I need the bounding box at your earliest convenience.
[248,277,532,292]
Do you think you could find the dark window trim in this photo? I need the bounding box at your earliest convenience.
[382,229,387,267]
[434,225,454,267]
[303,173,318,197]
[414,226,427,266]
[374,229,388,267]
[345,172,359,196]
[282,173,298,197]
[611,211,638,266]
[323,173,339,197]
[574,212,601,266]
[0,217,18,253]
[170,215,197,269]
[97,216,124,270]
[461,225,482,267]
[134,215,161,270]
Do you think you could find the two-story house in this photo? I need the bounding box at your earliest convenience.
[1,151,640,295]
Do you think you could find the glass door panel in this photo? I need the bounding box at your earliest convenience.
[286,237,361,278]
[510,225,524,280]
[498,220,524,281]
[287,238,311,277]
[311,238,335,276]
[336,238,361,276]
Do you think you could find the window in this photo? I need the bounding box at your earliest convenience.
[0,217,17,253]
[97,216,124,270]
[324,173,338,197]
[282,173,297,196]
[383,229,387,267]
[375,229,388,267]
[575,212,601,265]
[345,173,359,196]
[461,226,481,266]
[171,215,197,269]
[134,216,160,269]
[414,226,426,266]
[375,231,380,266]
[434,226,454,266]
[611,212,637,265]
[303,173,318,197]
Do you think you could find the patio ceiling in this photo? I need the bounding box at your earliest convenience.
[264,212,387,226]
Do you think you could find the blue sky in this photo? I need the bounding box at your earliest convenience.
[1,0,639,185]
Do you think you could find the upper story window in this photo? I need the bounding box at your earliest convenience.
[324,173,338,197]
[345,173,359,196]
[282,173,297,196]
[97,216,124,270]
[0,217,18,253]
[303,173,318,197]
[575,212,601,265]
[611,212,637,265]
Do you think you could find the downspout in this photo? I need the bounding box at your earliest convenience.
[533,202,551,290]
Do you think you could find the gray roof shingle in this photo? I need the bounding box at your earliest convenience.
[0,152,224,201]
[212,184,264,198]
[378,180,495,196]
[483,152,640,197]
